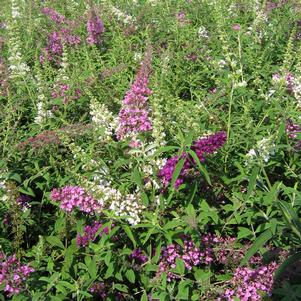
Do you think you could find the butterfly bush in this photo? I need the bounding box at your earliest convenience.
[40,29,81,64]
[157,239,203,281]
[34,72,53,125]
[89,99,118,141]
[107,3,136,27]
[7,0,30,79]
[40,7,81,64]
[51,185,103,214]
[16,194,31,211]
[219,262,278,301]
[0,252,34,297]
[158,131,227,188]
[129,248,148,264]
[86,11,104,45]
[76,221,111,247]
[109,191,145,225]
[117,47,153,141]
[245,137,276,166]
[41,7,67,25]
[286,119,301,150]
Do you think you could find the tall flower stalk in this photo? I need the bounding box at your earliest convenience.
[117,46,153,142]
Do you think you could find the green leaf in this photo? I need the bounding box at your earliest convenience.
[278,201,301,240]
[237,227,253,240]
[241,228,273,265]
[132,167,142,188]
[46,236,65,249]
[246,166,260,200]
[4,172,22,183]
[188,150,211,185]
[58,281,76,291]
[176,280,190,300]
[274,251,301,280]
[122,225,137,248]
[194,270,212,283]
[114,284,128,293]
[170,157,185,188]
[104,262,114,279]
[175,258,185,275]
[125,269,136,284]
[88,258,97,279]
[141,292,148,301]
[18,186,35,197]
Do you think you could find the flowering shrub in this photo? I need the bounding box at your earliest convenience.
[0,252,34,297]
[1,0,301,300]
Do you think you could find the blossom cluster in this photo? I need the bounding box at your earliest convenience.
[41,7,67,25]
[157,239,203,281]
[89,100,118,141]
[51,185,102,214]
[40,29,81,64]
[76,221,110,247]
[158,131,227,188]
[86,10,104,45]
[108,4,136,27]
[286,119,301,139]
[17,123,91,150]
[109,192,145,225]
[51,82,81,104]
[0,252,34,297]
[286,119,301,150]
[7,0,30,79]
[90,282,107,299]
[34,72,53,125]
[117,47,153,141]
[129,248,148,264]
[245,137,276,166]
[89,282,124,300]
[220,262,278,301]
[16,194,31,211]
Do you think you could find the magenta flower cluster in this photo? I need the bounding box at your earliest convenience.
[286,119,301,139]
[117,49,152,140]
[220,262,278,301]
[0,252,34,297]
[51,83,81,104]
[158,131,227,188]
[90,282,107,299]
[76,222,110,247]
[41,7,67,25]
[16,194,31,211]
[129,248,148,264]
[51,186,102,214]
[86,11,105,45]
[286,119,301,150]
[157,239,203,281]
[40,29,81,64]
[40,7,81,64]
[285,73,295,93]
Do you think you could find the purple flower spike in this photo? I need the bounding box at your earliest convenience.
[51,185,102,214]
[86,11,105,45]
[117,47,153,140]
[158,131,227,188]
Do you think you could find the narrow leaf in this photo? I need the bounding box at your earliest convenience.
[241,229,273,265]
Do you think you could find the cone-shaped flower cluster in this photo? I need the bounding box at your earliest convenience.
[158,131,227,188]
[51,185,102,214]
[76,221,110,247]
[220,262,278,301]
[117,47,153,140]
[0,252,34,297]
[86,10,105,45]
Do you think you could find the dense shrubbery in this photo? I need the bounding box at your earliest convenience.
[1,0,301,300]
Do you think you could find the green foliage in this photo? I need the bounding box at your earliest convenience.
[0,0,301,300]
